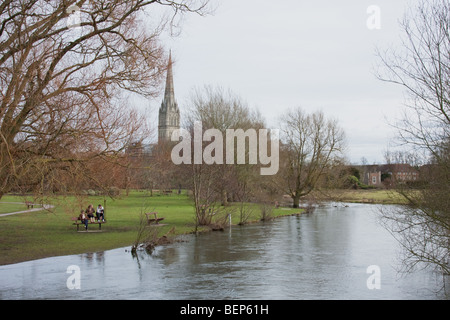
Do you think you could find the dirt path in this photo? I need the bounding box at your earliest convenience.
[0,203,55,217]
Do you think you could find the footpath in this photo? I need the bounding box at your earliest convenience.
[0,202,54,217]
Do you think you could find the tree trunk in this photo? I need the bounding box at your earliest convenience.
[293,194,300,208]
[221,189,228,206]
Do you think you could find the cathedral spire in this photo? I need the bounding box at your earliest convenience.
[164,51,175,106]
[158,51,180,142]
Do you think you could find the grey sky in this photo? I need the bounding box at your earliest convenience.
[147,0,419,164]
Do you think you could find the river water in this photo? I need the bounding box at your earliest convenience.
[0,203,448,300]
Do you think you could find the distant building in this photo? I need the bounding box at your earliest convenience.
[126,52,180,157]
[389,163,420,182]
[355,163,420,187]
[125,141,154,159]
[356,164,384,187]
[158,52,180,142]
[367,171,382,187]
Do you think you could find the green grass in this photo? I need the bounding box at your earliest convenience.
[0,190,297,266]
[324,189,408,204]
[0,202,31,214]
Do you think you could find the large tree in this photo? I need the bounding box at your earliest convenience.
[182,85,270,226]
[0,0,208,199]
[277,108,346,208]
[376,0,449,274]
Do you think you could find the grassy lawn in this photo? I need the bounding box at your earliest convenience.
[0,190,297,266]
[0,201,34,214]
[321,189,408,204]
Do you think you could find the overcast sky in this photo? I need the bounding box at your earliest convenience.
[146,0,419,164]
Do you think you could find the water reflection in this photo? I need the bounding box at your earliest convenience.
[0,203,448,300]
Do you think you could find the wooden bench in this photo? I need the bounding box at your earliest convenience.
[25,201,34,209]
[145,212,165,225]
[71,217,106,231]
[161,189,173,195]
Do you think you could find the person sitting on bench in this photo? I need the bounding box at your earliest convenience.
[86,204,95,222]
[96,204,105,222]
[79,210,88,230]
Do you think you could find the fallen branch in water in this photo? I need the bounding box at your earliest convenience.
[131,212,177,255]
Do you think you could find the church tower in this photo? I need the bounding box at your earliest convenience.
[158,52,180,142]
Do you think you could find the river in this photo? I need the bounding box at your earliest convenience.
[0,203,448,300]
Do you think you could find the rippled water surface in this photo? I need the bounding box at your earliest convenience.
[0,203,447,299]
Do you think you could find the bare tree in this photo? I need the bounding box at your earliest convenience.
[376,0,449,274]
[277,108,346,208]
[0,0,209,199]
[376,0,449,158]
[181,85,270,228]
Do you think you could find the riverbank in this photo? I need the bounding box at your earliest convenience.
[312,189,407,205]
[0,189,406,266]
[0,191,300,265]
